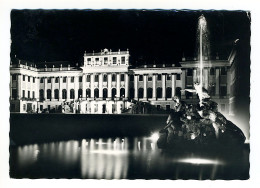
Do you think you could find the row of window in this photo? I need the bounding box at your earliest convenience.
[186,67,227,76]
[12,75,36,83]
[86,56,126,65]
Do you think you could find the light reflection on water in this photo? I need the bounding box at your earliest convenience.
[11,137,249,179]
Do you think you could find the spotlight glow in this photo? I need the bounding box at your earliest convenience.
[150,133,159,141]
[177,158,223,165]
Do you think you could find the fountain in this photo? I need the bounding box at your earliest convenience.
[157,15,246,150]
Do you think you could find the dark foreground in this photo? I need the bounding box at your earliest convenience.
[9,114,249,179]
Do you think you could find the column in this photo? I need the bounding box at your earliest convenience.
[51,77,54,100]
[17,74,21,99]
[143,74,147,100]
[82,74,86,100]
[162,74,166,99]
[74,76,79,99]
[108,74,112,98]
[227,68,231,96]
[67,76,70,100]
[44,77,48,100]
[134,74,138,99]
[116,74,120,98]
[99,74,103,99]
[59,77,62,101]
[90,74,94,99]
[204,68,209,90]
[181,70,186,99]
[125,73,129,99]
[171,74,176,98]
[216,68,220,96]
[35,77,39,101]
[152,74,156,99]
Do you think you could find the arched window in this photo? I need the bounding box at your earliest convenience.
[166,87,172,98]
[70,89,75,99]
[138,88,144,98]
[47,89,51,99]
[112,88,116,99]
[94,88,99,98]
[39,89,44,100]
[175,87,182,98]
[78,89,82,99]
[129,88,134,99]
[157,87,162,98]
[86,89,91,98]
[62,89,67,99]
[147,88,153,98]
[103,88,108,99]
[120,88,125,98]
[54,89,59,99]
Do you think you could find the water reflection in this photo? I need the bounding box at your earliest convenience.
[10,136,249,179]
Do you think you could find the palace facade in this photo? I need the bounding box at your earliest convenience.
[10,48,233,114]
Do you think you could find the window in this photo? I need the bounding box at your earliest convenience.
[221,67,227,75]
[28,76,30,82]
[63,77,67,83]
[166,87,172,98]
[148,76,152,81]
[95,58,99,64]
[157,74,162,81]
[12,89,17,99]
[71,77,74,83]
[79,76,82,82]
[23,104,26,111]
[220,85,227,96]
[40,78,44,83]
[94,88,99,98]
[103,74,107,82]
[40,105,43,111]
[87,58,91,64]
[22,90,25,98]
[48,77,51,83]
[23,75,25,81]
[12,75,16,81]
[112,74,116,82]
[39,89,44,100]
[147,88,153,98]
[120,88,125,97]
[103,88,108,99]
[121,57,125,64]
[177,74,181,80]
[62,89,67,99]
[70,89,75,99]
[139,75,143,81]
[210,68,215,75]
[47,89,51,99]
[187,69,193,76]
[33,77,35,83]
[121,74,125,81]
[32,91,35,99]
[104,57,108,65]
[86,89,91,98]
[130,75,134,81]
[78,89,82,98]
[87,75,90,82]
[138,88,144,98]
[157,87,162,98]
[95,75,99,82]
[167,74,171,81]
[28,91,30,98]
[112,88,116,99]
[54,89,59,99]
[113,57,117,64]
[55,77,59,83]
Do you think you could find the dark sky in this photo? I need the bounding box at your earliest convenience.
[10,9,250,66]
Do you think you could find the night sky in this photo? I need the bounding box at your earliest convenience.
[10,10,250,66]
